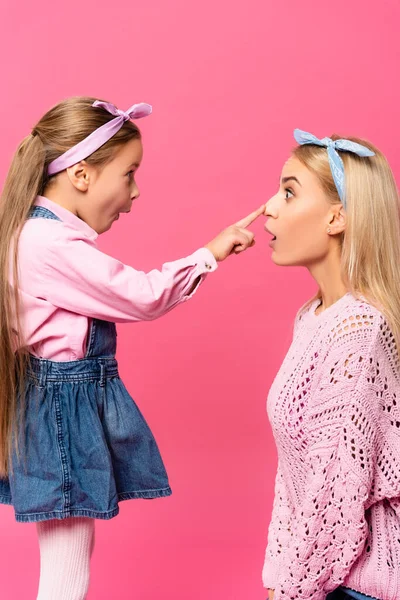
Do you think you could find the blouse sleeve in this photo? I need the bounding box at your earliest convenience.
[37,225,218,322]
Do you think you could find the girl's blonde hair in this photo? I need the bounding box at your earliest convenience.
[293,136,400,351]
[0,97,141,476]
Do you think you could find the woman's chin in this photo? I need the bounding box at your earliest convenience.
[270,251,282,265]
[270,252,295,267]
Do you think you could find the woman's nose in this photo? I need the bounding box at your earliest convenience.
[264,194,278,218]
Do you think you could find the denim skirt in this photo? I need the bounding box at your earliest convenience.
[0,318,171,523]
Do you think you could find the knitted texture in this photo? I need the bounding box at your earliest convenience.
[263,294,400,600]
[36,518,95,600]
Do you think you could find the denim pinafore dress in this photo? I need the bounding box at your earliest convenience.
[0,206,171,523]
[326,588,376,599]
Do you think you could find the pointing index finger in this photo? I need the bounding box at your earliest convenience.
[235,204,266,229]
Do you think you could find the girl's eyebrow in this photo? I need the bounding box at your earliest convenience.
[281,176,302,187]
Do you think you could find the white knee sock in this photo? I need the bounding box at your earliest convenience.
[36,517,95,600]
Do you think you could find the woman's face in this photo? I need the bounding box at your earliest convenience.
[264,156,339,267]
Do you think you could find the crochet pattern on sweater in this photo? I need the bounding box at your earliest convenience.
[263,293,400,600]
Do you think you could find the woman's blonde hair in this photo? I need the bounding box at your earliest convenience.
[0,97,141,476]
[293,135,400,351]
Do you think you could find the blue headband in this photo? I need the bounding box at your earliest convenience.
[293,129,375,206]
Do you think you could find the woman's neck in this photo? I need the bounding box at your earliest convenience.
[308,248,348,314]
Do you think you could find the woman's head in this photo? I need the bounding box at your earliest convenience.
[264,150,345,268]
[265,130,400,350]
[264,134,400,284]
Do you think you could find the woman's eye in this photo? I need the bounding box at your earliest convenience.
[285,188,294,200]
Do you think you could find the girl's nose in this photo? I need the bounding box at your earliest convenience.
[131,184,140,201]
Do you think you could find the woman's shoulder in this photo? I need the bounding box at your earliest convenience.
[294,293,387,349]
[321,293,394,361]
[332,293,387,334]
[297,293,385,325]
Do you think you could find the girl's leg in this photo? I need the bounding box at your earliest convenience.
[36,517,95,600]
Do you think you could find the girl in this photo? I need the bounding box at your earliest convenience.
[0,96,264,599]
[263,130,400,600]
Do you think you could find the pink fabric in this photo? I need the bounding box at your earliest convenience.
[14,196,217,360]
[47,101,152,176]
[263,293,400,600]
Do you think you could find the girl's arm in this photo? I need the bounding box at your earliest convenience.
[33,206,264,322]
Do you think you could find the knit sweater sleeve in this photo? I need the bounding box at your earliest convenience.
[272,312,400,600]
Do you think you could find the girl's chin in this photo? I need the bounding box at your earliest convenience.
[97,221,113,234]
[101,215,120,233]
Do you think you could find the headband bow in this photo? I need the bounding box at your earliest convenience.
[47,100,152,176]
[293,129,375,206]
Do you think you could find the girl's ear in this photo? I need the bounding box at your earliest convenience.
[66,161,92,192]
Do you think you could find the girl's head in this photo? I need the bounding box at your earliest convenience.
[26,97,147,233]
[0,96,148,475]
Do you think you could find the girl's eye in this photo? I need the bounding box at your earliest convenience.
[285,188,294,200]
[127,170,135,179]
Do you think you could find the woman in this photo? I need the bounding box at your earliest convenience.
[263,130,400,600]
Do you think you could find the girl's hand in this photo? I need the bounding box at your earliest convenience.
[205,204,265,262]
[268,590,275,600]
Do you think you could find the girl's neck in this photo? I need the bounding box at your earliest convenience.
[42,184,79,218]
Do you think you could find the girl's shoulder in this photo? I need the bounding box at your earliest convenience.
[19,215,61,253]
[20,214,94,252]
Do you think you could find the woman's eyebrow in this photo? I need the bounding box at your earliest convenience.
[281,176,302,187]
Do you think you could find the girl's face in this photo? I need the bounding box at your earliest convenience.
[264,156,339,267]
[80,138,143,234]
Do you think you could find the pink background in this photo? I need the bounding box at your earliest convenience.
[1,0,399,598]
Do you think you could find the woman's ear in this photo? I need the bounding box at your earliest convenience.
[327,204,346,236]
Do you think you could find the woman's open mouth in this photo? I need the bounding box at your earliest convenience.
[268,231,277,246]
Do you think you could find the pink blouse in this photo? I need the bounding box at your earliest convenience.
[13,196,217,361]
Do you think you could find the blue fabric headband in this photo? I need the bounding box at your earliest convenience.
[293,129,375,207]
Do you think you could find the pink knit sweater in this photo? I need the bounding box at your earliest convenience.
[263,293,400,600]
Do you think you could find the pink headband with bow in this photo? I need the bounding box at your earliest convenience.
[47,100,152,176]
